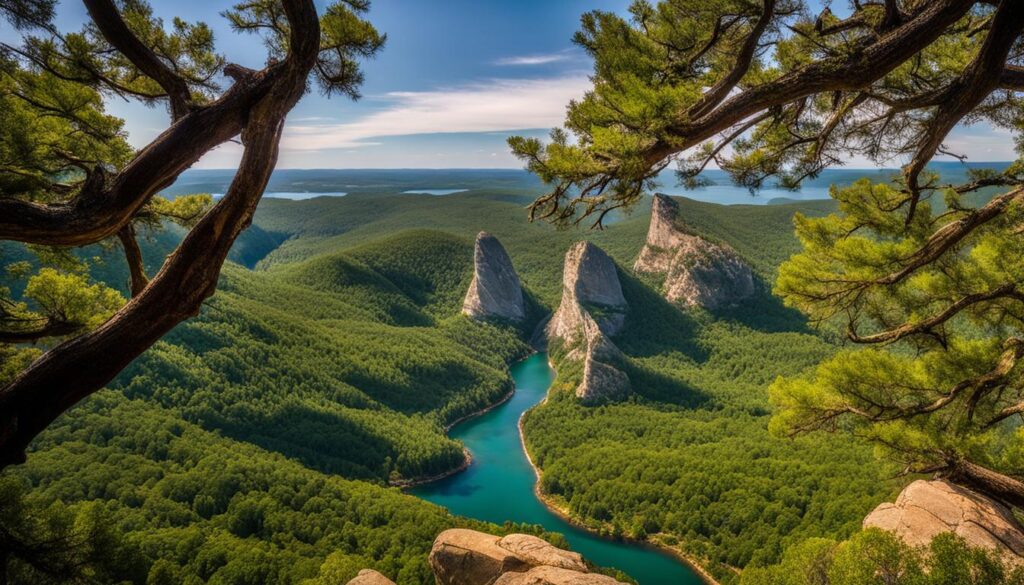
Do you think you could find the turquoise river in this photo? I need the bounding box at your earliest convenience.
[411,353,704,584]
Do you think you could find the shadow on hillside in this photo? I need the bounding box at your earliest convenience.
[707,276,811,334]
[622,359,713,408]
[213,403,391,480]
[614,270,708,362]
[345,360,484,414]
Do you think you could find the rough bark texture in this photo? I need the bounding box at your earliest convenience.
[0,0,321,469]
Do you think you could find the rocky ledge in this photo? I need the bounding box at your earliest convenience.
[544,242,631,404]
[463,232,526,322]
[428,529,627,585]
[345,569,396,585]
[635,194,754,310]
[864,479,1024,566]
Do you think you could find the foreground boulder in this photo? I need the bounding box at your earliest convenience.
[635,194,754,310]
[429,529,626,585]
[463,232,526,322]
[544,242,631,404]
[864,479,1024,565]
[345,569,396,585]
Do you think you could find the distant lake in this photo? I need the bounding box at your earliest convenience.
[213,192,347,200]
[402,189,469,195]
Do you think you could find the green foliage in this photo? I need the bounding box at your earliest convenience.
[741,529,1024,585]
[2,392,555,585]
[771,175,1024,482]
[224,0,385,98]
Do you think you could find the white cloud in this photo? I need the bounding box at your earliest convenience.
[279,75,590,151]
[495,54,570,66]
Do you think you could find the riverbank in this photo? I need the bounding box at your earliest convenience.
[410,352,705,584]
[516,406,722,585]
[391,385,515,488]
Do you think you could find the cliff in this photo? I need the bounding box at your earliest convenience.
[428,529,627,585]
[544,242,631,404]
[635,194,755,310]
[463,232,526,322]
[864,479,1024,566]
[546,241,627,346]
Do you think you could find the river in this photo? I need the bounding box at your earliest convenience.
[411,353,704,584]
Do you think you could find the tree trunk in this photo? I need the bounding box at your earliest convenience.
[946,459,1024,510]
[0,0,320,471]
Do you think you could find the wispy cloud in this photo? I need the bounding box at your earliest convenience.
[279,75,590,151]
[495,53,570,66]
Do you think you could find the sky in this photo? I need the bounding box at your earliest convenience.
[5,0,1018,169]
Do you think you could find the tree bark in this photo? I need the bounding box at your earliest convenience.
[0,0,320,470]
[947,459,1024,510]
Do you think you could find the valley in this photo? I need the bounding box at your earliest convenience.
[2,171,891,583]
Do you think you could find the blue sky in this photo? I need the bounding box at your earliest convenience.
[9,0,1018,169]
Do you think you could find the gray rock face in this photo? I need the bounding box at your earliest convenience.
[345,569,396,585]
[463,232,525,322]
[635,194,755,310]
[576,354,631,404]
[543,242,631,404]
[546,242,627,346]
[430,529,626,585]
[864,480,1024,566]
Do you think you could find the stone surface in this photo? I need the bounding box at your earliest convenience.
[463,232,526,322]
[430,529,532,585]
[497,534,587,572]
[542,242,631,404]
[635,194,755,310]
[864,479,1024,564]
[494,566,626,585]
[345,569,396,585]
[430,529,628,585]
[575,353,631,405]
[546,242,627,346]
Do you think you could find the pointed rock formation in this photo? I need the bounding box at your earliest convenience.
[635,194,755,310]
[864,480,1024,566]
[546,242,627,346]
[429,529,626,585]
[463,232,526,322]
[544,242,631,404]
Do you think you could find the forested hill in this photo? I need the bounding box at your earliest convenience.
[4,188,871,585]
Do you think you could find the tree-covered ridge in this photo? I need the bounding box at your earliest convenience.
[4,391,559,585]
[108,230,531,483]
[524,264,889,583]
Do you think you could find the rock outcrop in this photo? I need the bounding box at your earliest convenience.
[463,232,526,322]
[546,242,627,345]
[543,242,631,404]
[635,194,755,310]
[429,529,626,585]
[576,354,630,404]
[345,569,396,585]
[864,480,1024,565]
